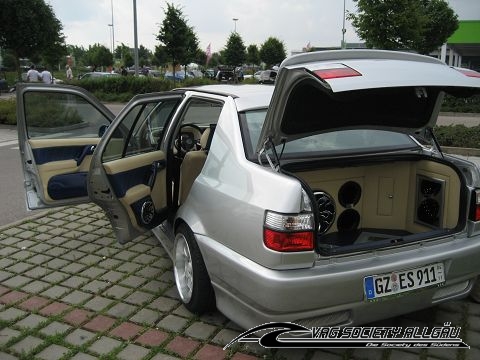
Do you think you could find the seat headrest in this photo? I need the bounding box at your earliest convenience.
[200,128,210,149]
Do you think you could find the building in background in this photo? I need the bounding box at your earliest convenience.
[293,21,480,71]
[433,20,480,70]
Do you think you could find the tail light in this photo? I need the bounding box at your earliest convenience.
[263,211,315,252]
[313,65,362,80]
[455,68,480,78]
[470,189,480,222]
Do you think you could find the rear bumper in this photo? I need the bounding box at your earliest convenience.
[196,233,480,330]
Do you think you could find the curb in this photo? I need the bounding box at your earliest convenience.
[443,146,480,157]
[440,112,480,118]
[0,207,61,232]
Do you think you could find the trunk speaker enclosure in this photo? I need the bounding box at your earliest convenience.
[338,181,362,208]
[314,191,336,234]
[337,209,360,232]
[415,175,444,228]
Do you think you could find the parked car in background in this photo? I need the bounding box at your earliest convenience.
[253,71,262,81]
[15,50,480,330]
[244,70,261,80]
[148,70,162,78]
[204,69,216,79]
[78,72,120,80]
[216,69,234,82]
[188,70,204,78]
[164,72,187,81]
[216,67,244,82]
[258,69,277,84]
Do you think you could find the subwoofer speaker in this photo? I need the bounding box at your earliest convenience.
[338,181,362,208]
[337,209,360,232]
[314,191,336,234]
[415,175,444,228]
[140,200,155,225]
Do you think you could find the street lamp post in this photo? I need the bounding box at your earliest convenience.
[341,0,346,49]
[233,18,238,33]
[133,0,139,76]
[108,24,114,53]
[110,0,115,53]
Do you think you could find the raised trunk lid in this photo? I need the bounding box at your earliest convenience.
[256,50,480,154]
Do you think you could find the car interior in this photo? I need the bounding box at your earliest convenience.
[169,98,223,208]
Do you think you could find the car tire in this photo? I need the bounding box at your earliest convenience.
[173,223,215,313]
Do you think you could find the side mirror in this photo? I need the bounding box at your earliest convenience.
[98,124,109,137]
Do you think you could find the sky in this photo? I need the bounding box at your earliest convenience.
[47,0,480,55]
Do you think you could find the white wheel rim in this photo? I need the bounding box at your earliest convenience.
[174,234,193,303]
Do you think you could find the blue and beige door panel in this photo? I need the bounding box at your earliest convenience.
[28,138,100,204]
[102,150,167,231]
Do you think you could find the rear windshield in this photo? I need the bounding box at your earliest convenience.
[241,109,418,159]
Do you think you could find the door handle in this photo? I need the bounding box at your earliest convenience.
[147,160,166,189]
[76,145,96,166]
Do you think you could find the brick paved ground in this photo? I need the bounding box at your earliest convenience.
[0,203,479,359]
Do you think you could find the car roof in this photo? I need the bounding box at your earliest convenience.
[190,84,273,111]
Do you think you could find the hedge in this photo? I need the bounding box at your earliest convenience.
[442,94,480,113]
[0,99,16,125]
[76,76,215,102]
[434,124,480,149]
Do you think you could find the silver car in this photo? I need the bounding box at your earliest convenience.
[16,50,480,330]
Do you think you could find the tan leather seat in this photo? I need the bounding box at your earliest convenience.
[178,128,211,204]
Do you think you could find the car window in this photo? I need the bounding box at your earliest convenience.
[179,98,223,127]
[102,99,178,162]
[23,91,109,139]
[241,109,419,159]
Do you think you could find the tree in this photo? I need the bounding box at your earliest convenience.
[246,44,260,66]
[348,0,458,54]
[153,45,168,69]
[123,52,134,68]
[260,37,287,68]
[41,37,67,70]
[114,43,134,68]
[2,50,17,70]
[66,45,83,68]
[194,49,207,68]
[138,45,153,67]
[416,0,459,54]
[208,53,222,68]
[223,32,246,68]
[85,44,113,69]
[181,26,200,73]
[157,3,193,83]
[0,0,66,78]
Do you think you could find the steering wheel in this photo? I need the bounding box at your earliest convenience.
[174,123,203,156]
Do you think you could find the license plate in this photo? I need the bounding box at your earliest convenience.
[364,263,445,300]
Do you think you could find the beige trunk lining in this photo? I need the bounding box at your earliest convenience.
[296,159,460,234]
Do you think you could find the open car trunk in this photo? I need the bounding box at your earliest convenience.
[283,154,467,256]
[254,51,480,257]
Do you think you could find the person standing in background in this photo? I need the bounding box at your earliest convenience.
[41,68,52,84]
[26,65,40,82]
[66,65,73,81]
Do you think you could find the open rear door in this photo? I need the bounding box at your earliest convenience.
[87,92,183,243]
[17,84,184,244]
[16,84,114,209]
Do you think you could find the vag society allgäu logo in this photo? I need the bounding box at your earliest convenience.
[224,322,469,349]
